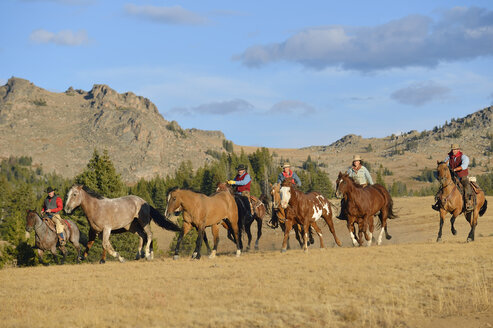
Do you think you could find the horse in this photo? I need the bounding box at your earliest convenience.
[279,180,342,252]
[164,188,241,260]
[435,161,487,242]
[269,182,314,249]
[335,172,396,246]
[25,210,82,264]
[64,185,180,263]
[216,182,266,251]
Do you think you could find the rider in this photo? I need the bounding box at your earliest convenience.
[432,144,475,212]
[41,186,66,245]
[228,164,254,215]
[337,155,374,220]
[277,163,302,187]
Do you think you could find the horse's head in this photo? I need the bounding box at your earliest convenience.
[436,161,451,186]
[270,183,281,209]
[64,185,84,214]
[25,209,39,232]
[335,172,351,198]
[280,180,294,209]
[216,182,233,194]
[164,189,183,219]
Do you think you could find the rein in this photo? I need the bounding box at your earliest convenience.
[439,179,458,207]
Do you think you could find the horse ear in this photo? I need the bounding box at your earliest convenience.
[436,160,440,165]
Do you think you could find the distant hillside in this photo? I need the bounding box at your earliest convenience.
[0,77,491,188]
[0,77,227,181]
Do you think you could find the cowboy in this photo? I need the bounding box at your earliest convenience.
[347,155,373,187]
[337,155,373,220]
[41,186,66,245]
[277,163,301,187]
[228,164,254,215]
[432,144,475,212]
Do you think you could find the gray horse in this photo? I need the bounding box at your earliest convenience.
[64,185,180,263]
[25,210,82,264]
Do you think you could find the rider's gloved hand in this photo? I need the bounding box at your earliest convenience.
[227,180,236,185]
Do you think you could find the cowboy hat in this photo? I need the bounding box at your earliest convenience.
[450,143,460,150]
[46,186,56,193]
[236,164,246,170]
[282,163,291,169]
[352,155,362,162]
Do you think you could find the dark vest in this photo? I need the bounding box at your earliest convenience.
[235,172,251,192]
[44,195,61,210]
[448,151,469,178]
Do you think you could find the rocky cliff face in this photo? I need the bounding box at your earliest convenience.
[0,77,226,181]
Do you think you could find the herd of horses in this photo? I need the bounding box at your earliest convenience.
[25,162,488,264]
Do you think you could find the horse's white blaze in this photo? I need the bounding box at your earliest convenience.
[350,231,358,246]
[378,228,385,245]
[280,186,291,209]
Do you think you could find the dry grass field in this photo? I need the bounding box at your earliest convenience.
[1,196,492,328]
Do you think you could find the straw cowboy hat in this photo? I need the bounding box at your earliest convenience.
[450,143,460,150]
[352,155,362,162]
[282,163,291,169]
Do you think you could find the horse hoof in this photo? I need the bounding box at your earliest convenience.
[173,255,180,260]
[191,252,198,259]
[386,235,392,240]
[436,237,442,243]
[452,230,457,236]
[467,237,473,243]
[235,250,241,257]
[118,257,126,263]
[254,246,259,251]
[280,248,287,253]
[209,251,216,259]
[99,259,106,264]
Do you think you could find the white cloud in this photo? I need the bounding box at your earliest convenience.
[29,29,89,46]
[167,99,254,117]
[235,7,493,72]
[390,81,451,106]
[269,100,316,115]
[124,4,208,25]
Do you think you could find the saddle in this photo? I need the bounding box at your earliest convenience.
[43,217,71,233]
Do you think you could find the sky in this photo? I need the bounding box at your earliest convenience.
[1,1,493,148]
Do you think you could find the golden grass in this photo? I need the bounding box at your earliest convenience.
[1,196,492,328]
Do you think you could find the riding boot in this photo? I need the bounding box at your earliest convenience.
[461,178,475,212]
[58,232,66,246]
[431,199,440,211]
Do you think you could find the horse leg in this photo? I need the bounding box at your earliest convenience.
[322,212,342,247]
[311,221,324,249]
[174,221,191,260]
[59,245,67,264]
[254,216,262,250]
[437,209,446,242]
[142,225,153,260]
[192,226,204,260]
[281,219,293,253]
[302,222,310,252]
[230,219,242,257]
[37,249,48,266]
[450,215,458,236]
[70,228,82,263]
[134,233,144,260]
[466,210,478,242]
[83,228,97,260]
[209,224,219,259]
[50,247,59,265]
[347,218,359,247]
[101,227,125,263]
[366,215,374,247]
[295,224,304,248]
[202,229,212,255]
[245,219,253,252]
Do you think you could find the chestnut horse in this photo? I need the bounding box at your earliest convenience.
[165,188,241,260]
[25,210,82,264]
[279,180,342,252]
[216,182,266,251]
[65,185,180,263]
[269,182,314,249]
[435,161,487,242]
[335,172,396,246]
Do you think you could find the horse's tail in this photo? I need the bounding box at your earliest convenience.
[387,196,398,220]
[149,205,181,231]
[479,199,488,217]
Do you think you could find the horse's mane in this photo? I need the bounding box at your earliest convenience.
[82,185,105,199]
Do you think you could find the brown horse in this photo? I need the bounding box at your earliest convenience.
[164,188,241,260]
[216,182,266,251]
[269,182,313,249]
[279,180,342,252]
[25,210,82,264]
[335,172,396,246]
[64,185,180,263]
[435,161,487,242]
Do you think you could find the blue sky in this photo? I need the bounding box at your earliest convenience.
[1,1,493,148]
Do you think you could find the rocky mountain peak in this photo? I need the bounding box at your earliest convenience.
[0,77,39,101]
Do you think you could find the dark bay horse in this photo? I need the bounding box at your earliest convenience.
[25,210,82,264]
[64,185,180,263]
[335,172,396,246]
[216,182,266,251]
[279,180,342,252]
[165,188,241,260]
[435,162,487,242]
